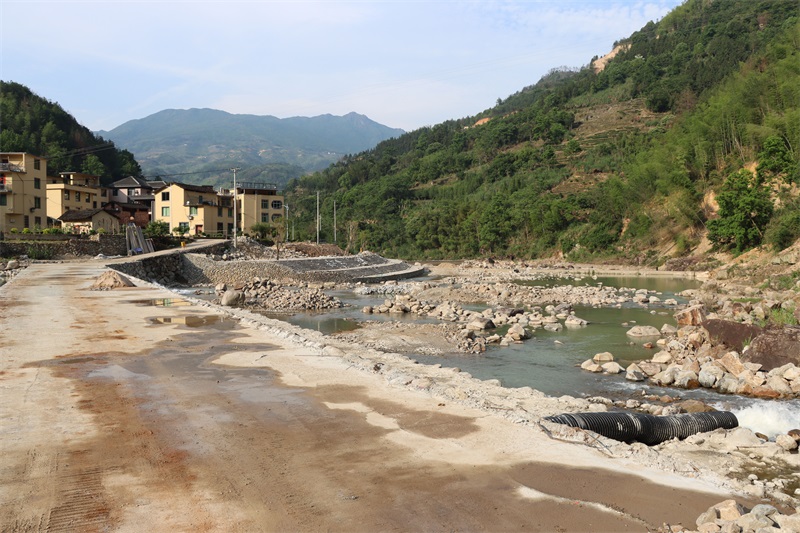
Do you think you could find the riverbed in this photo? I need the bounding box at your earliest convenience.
[178,273,800,437]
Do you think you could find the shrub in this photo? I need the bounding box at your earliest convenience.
[707,170,773,252]
[25,243,55,260]
[143,220,170,237]
[764,208,800,251]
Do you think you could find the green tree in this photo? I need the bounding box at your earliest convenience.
[707,169,774,252]
[143,220,170,237]
[757,136,798,183]
[81,154,105,177]
[250,222,271,239]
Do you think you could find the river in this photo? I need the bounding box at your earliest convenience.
[178,274,800,436]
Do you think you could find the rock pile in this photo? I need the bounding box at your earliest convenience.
[363,294,590,353]
[683,499,800,532]
[618,319,800,400]
[0,258,26,286]
[215,278,345,312]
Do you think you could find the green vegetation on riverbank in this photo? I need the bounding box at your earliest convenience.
[285,0,799,263]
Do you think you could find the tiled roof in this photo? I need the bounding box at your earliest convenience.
[58,208,107,222]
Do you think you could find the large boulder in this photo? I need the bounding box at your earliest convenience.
[220,289,245,307]
[742,326,800,370]
[703,319,763,352]
[626,325,661,337]
[674,304,706,326]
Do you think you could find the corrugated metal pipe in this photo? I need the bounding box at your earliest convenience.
[544,411,738,445]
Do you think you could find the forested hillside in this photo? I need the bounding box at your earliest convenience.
[285,0,799,263]
[0,82,140,184]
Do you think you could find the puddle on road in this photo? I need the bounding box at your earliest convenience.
[128,298,192,307]
[149,315,235,329]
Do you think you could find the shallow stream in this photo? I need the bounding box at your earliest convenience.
[176,275,800,435]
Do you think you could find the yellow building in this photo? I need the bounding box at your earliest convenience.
[0,152,48,233]
[46,171,102,219]
[152,181,284,238]
[153,182,235,236]
[236,182,285,233]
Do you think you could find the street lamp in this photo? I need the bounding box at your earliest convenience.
[231,167,240,248]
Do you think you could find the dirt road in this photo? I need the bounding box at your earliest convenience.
[1,261,745,532]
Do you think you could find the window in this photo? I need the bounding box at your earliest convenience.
[76,192,81,201]
[272,200,283,209]
[161,191,170,201]
[34,216,42,226]
[64,191,70,200]
[0,195,6,206]
[261,213,269,222]
[127,188,135,196]
[112,189,119,197]
[228,223,234,234]
[217,222,224,232]
[261,199,269,209]
[272,214,282,222]
[34,197,41,209]
[24,215,29,227]
[34,159,40,170]
[217,207,223,217]
[34,178,41,189]
[199,196,204,204]
[228,208,233,217]
[161,206,170,216]
[189,206,198,216]
[86,193,91,203]
[179,222,189,231]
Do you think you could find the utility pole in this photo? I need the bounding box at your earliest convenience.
[284,203,289,241]
[231,167,240,248]
[333,200,337,244]
[316,191,320,244]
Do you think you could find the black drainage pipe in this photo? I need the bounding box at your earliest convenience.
[544,411,738,446]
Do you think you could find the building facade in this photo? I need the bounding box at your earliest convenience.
[152,181,284,237]
[237,182,285,233]
[0,152,48,233]
[109,176,166,221]
[46,171,103,220]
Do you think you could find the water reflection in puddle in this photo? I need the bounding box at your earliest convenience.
[129,298,192,307]
[149,315,235,329]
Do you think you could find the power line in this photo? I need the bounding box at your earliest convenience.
[141,168,242,180]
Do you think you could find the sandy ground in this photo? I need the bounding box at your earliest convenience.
[0,260,756,532]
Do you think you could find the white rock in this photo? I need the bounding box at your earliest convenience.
[592,352,614,363]
[626,325,661,337]
[775,434,799,451]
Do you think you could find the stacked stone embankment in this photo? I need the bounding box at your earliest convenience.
[215,278,345,312]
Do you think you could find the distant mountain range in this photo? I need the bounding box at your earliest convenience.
[98,109,405,189]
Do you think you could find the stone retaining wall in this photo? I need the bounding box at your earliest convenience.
[0,235,128,258]
[108,248,425,287]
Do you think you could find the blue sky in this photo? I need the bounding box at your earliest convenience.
[2,0,683,133]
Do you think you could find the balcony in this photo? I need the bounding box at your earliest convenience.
[0,163,23,173]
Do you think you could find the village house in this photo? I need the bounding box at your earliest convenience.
[153,181,284,237]
[45,171,104,220]
[108,176,166,221]
[58,208,121,234]
[0,152,48,233]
